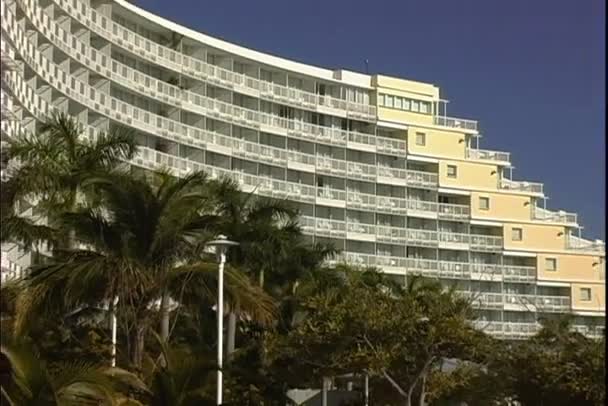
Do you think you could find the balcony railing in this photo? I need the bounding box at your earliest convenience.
[46,0,378,120]
[466,148,510,163]
[533,207,577,224]
[469,235,503,251]
[500,179,544,194]
[433,116,478,132]
[566,235,605,253]
[437,203,470,219]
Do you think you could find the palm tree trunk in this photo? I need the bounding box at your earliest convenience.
[130,325,145,369]
[160,292,170,342]
[226,312,236,360]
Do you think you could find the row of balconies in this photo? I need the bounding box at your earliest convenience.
[472,320,605,340]
[460,291,571,313]
[4,73,600,261]
[301,219,504,248]
[4,56,601,256]
[328,252,536,281]
[24,0,483,134]
[27,0,377,120]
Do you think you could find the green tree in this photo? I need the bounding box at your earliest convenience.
[2,112,137,249]
[13,170,274,368]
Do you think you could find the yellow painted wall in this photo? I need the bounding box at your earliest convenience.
[537,254,604,282]
[438,160,499,190]
[378,108,434,126]
[571,283,605,312]
[373,75,439,99]
[503,223,566,251]
[471,192,532,221]
[407,127,467,159]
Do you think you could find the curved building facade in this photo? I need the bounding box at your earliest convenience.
[1,0,605,339]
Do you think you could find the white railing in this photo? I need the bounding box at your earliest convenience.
[376,196,408,214]
[347,191,377,211]
[406,229,438,245]
[572,325,605,339]
[438,232,469,245]
[567,235,605,253]
[533,207,577,224]
[346,222,376,236]
[407,199,438,213]
[460,291,504,309]
[500,178,544,194]
[502,265,536,282]
[437,203,470,219]
[376,225,407,244]
[317,187,346,202]
[469,234,503,251]
[534,295,571,312]
[347,162,377,181]
[406,170,438,188]
[466,148,510,163]
[433,116,478,132]
[45,0,378,120]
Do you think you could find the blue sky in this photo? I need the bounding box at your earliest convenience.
[139,0,605,239]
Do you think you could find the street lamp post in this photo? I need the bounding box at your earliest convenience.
[111,296,119,367]
[206,235,239,406]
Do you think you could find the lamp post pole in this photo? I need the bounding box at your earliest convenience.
[207,235,239,406]
[111,296,119,367]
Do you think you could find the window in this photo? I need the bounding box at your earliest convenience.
[447,165,457,178]
[415,132,426,146]
[386,95,394,108]
[479,197,490,210]
[545,258,557,272]
[411,100,420,112]
[420,102,430,114]
[378,94,385,107]
[511,228,523,241]
[580,288,592,301]
[394,97,403,109]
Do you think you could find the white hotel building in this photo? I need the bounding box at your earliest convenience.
[0,0,605,339]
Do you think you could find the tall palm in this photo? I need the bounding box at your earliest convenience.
[209,177,300,356]
[14,170,275,368]
[3,111,137,249]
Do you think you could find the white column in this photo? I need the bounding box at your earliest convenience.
[217,250,226,405]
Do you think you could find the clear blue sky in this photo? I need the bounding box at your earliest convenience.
[138,0,605,240]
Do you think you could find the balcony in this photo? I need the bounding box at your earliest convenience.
[406,229,438,247]
[376,225,407,244]
[433,116,478,132]
[502,265,536,282]
[437,203,470,220]
[346,222,377,240]
[566,235,605,254]
[406,170,438,189]
[469,234,503,252]
[461,291,504,310]
[500,179,544,195]
[346,191,377,211]
[376,196,408,214]
[533,207,577,224]
[466,148,510,164]
[407,199,438,216]
[50,0,379,121]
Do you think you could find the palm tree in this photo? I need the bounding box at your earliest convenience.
[14,170,275,368]
[1,335,144,405]
[208,177,300,356]
[3,111,137,250]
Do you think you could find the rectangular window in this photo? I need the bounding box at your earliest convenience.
[447,165,457,178]
[411,100,419,112]
[403,99,411,110]
[545,258,557,272]
[386,95,394,108]
[511,228,523,241]
[378,94,385,107]
[394,97,403,110]
[420,102,430,114]
[580,288,591,301]
[479,197,490,210]
[415,132,426,146]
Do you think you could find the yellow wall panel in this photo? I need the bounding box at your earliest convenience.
[407,127,467,159]
[571,283,605,312]
[471,192,532,221]
[378,107,433,126]
[439,160,499,190]
[537,254,603,282]
[503,223,566,251]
